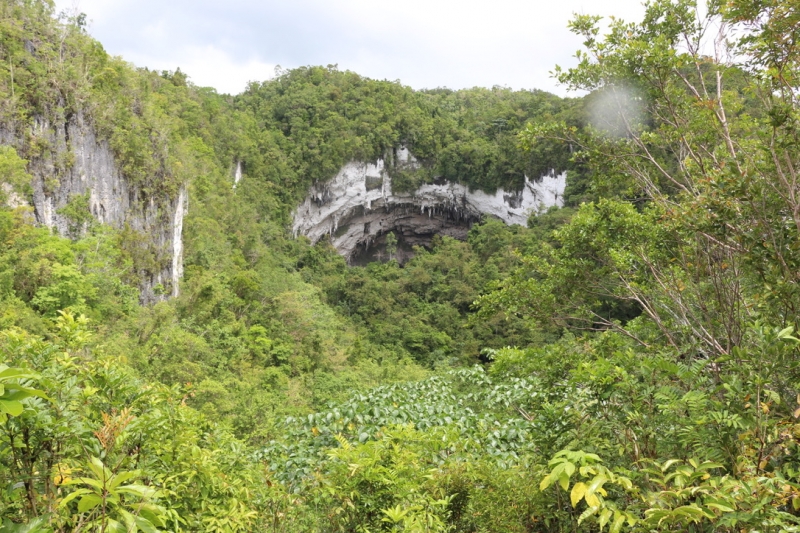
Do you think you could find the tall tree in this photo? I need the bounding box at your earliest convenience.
[493,0,800,357]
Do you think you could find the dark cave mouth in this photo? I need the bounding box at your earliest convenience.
[347,211,481,266]
[350,231,421,266]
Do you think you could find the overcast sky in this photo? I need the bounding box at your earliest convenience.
[53,0,645,96]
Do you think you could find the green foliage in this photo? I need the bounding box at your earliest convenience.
[0,146,31,204]
[236,67,579,208]
[5,1,800,532]
[304,220,567,367]
[540,450,637,533]
[0,315,269,532]
[323,425,453,532]
[59,457,170,533]
[0,364,46,424]
[55,193,92,237]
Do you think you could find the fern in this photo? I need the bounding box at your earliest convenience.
[334,433,352,451]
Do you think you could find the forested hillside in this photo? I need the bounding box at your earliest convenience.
[3,0,800,531]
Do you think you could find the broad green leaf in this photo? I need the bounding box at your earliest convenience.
[695,462,724,472]
[764,390,781,404]
[0,400,23,417]
[77,494,102,513]
[8,388,50,402]
[0,368,37,380]
[599,508,613,530]
[610,512,626,533]
[116,484,159,499]
[705,500,735,513]
[107,470,140,492]
[672,505,706,522]
[118,509,137,532]
[5,386,48,399]
[585,492,600,508]
[139,505,167,527]
[616,476,633,490]
[586,474,607,496]
[4,390,34,401]
[59,489,91,508]
[577,505,599,524]
[89,457,111,483]
[571,482,588,507]
[539,474,553,491]
[558,471,570,491]
[1,515,53,533]
[105,519,127,533]
[69,477,104,491]
[645,509,670,525]
[133,515,159,533]
[382,505,409,523]
[660,459,682,472]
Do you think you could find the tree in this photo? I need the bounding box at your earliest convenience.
[508,0,800,357]
[0,146,31,206]
[384,231,398,262]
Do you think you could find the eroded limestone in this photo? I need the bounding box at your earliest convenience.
[292,149,566,261]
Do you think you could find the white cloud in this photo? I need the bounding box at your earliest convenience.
[123,46,277,95]
[54,0,646,95]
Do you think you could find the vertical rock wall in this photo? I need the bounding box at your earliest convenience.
[0,111,186,303]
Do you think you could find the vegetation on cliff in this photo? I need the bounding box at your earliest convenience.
[3,0,800,531]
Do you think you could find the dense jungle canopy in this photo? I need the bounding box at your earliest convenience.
[2,0,800,531]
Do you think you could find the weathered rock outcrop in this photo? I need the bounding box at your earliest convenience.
[292,147,566,262]
[0,111,186,303]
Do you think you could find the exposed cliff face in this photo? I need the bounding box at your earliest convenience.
[292,147,566,262]
[0,111,186,303]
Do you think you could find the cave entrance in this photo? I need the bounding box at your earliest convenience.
[348,216,481,267]
[333,205,484,267]
[350,231,422,266]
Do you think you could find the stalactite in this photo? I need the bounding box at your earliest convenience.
[291,148,567,262]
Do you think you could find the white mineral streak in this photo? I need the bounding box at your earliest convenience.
[41,196,55,227]
[292,148,566,259]
[171,185,187,297]
[234,160,242,186]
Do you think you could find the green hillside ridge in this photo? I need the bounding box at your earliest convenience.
[3,0,800,531]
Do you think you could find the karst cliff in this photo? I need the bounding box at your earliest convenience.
[0,111,186,303]
[292,147,566,263]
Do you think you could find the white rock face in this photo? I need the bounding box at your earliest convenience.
[0,111,186,303]
[292,149,566,260]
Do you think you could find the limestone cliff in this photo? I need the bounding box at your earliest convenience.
[293,147,566,262]
[0,111,186,303]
